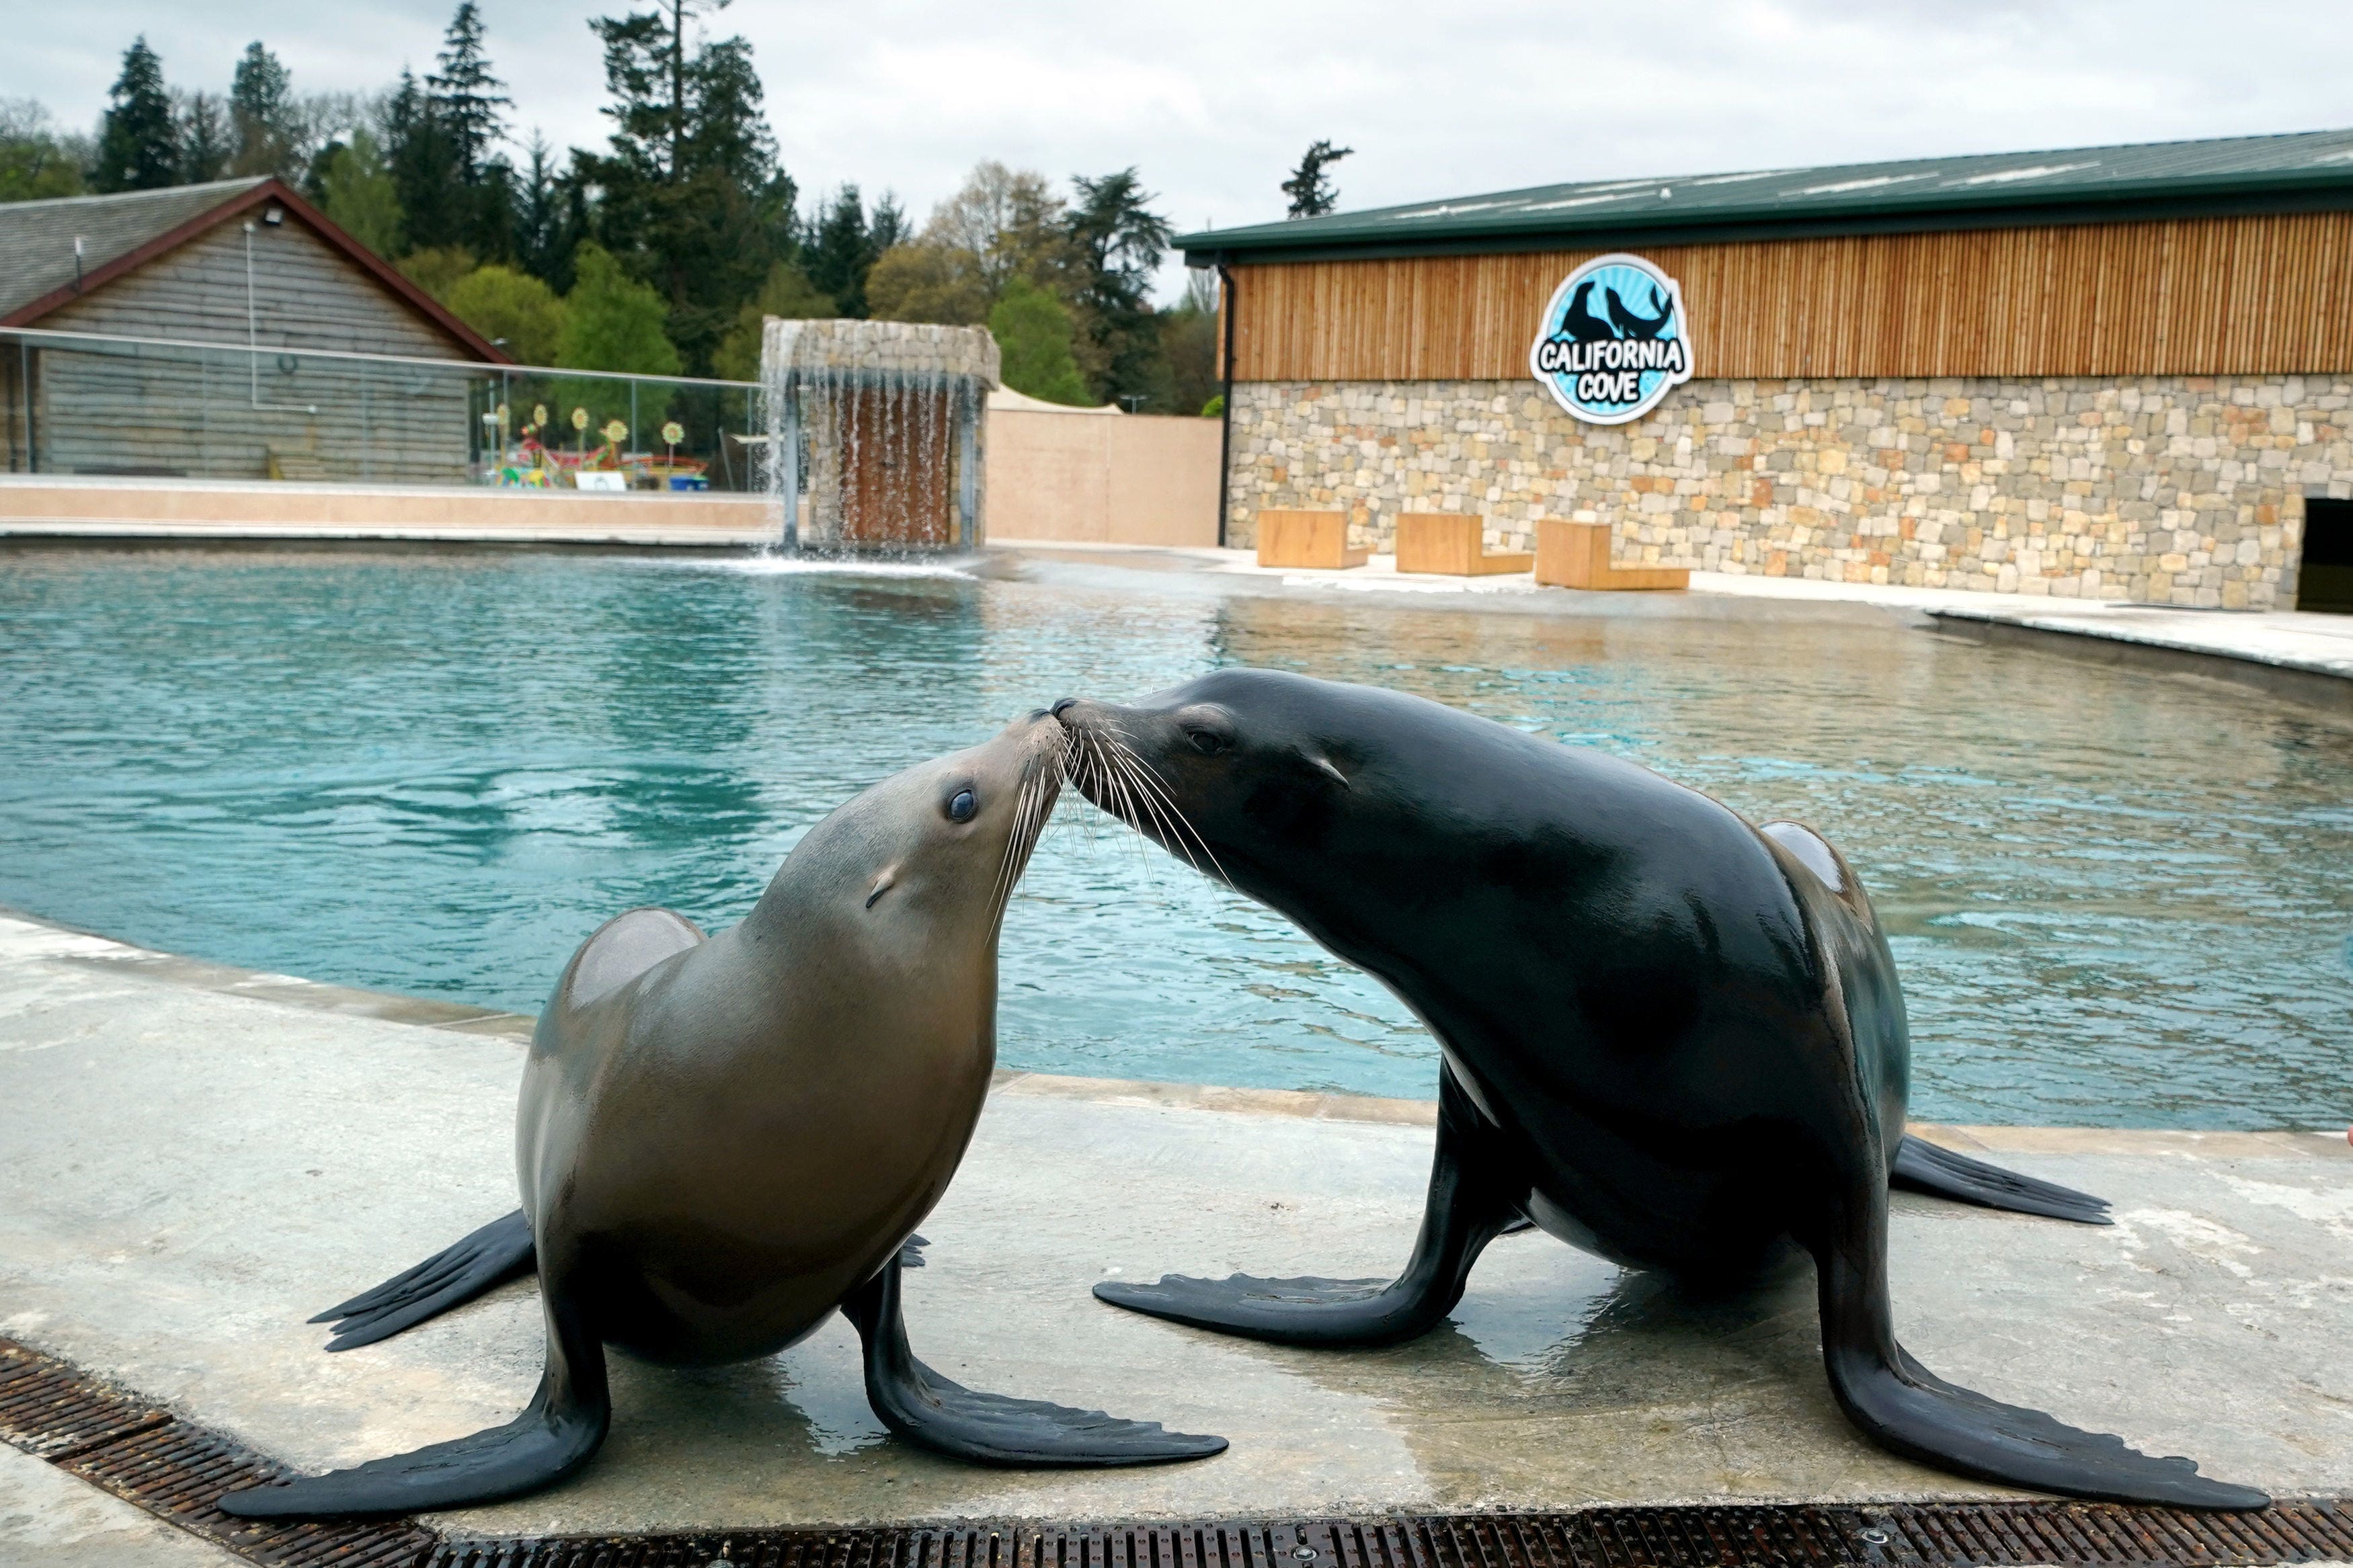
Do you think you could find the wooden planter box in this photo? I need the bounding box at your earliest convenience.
[1395,512,1535,576]
[1535,519,1691,591]
[1256,509,1369,569]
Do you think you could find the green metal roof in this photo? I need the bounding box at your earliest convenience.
[1179,128,2353,265]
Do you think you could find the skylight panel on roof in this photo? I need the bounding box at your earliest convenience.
[1517,192,1640,212]
[1952,161,2100,185]
[1792,173,1936,196]
[1375,198,1517,222]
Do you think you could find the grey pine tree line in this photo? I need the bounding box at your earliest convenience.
[0,4,1233,414]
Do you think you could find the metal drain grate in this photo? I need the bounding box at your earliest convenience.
[7,1337,2353,1567]
[431,1505,2353,1568]
[0,1337,435,1567]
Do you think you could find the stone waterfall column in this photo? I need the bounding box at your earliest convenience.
[760,319,1002,552]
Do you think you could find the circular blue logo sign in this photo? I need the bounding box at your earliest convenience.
[1529,253,1694,425]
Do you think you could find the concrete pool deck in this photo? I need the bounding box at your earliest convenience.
[3,905,2350,1554]
[988,541,2353,710]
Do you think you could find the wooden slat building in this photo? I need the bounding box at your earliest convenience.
[1,178,506,483]
[1181,130,2353,610]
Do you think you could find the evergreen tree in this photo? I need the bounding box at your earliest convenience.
[386,69,464,249]
[868,192,906,254]
[319,128,403,257]
[1281,140,1352,219]
[803,185,875,318]
[426,3,515,261]
[93,38,180,193]
[711,259,834,381]
[579,4,795,373]
[177,91,231,183]
[514,132,583,290]
[427,3,509,177]
[1064,169,1174,405]
[229,42,296,178]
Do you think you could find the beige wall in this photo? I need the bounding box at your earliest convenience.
[987,410,1221,546]
[0,477,772,544]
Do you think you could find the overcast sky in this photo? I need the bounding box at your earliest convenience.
[10,0,2353,298]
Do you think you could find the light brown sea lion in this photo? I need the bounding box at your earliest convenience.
[222,710,1222,1520]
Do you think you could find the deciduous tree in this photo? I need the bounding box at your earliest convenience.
[448,264,566,363]
[0,99,87,201]
[558,241,680,375]
[990,276,1090,407]
[864,243,988,325]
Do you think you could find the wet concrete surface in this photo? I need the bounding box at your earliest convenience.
[2,908,2349,1536]
[0,1442,242,1565]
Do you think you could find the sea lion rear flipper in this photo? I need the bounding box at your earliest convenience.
[843,1245,1226,1467]
[1812,1178,2266,1510]
[311,1208,539,1351]
[1092,1065,1521,1347]
[1892,1134,2112,1225]
[220,1247,610,1518]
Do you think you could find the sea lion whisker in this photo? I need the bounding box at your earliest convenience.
[1104,744,1203,878]
[992,761,1055,925]
[1103,737,1226,884]
[988,761,1045,925]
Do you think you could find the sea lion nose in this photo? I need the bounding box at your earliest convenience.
[1051,697,1080,717]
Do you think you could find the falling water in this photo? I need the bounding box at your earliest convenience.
[759,319,1000,556]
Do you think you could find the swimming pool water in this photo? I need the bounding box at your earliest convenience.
[2,547,2347,1129]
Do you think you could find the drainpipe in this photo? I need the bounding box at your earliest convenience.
[245,221,318,417]
[1215,261,1236,549]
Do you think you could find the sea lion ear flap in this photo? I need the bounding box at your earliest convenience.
[1307,754,1350,789]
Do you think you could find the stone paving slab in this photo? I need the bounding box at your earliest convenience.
[0,1441,244,1567]
[2,909,2349,1540]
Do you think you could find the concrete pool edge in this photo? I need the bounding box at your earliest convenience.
[7,902,2353,1540]
[6,903,2344,1159]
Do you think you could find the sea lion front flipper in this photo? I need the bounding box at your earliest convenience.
[1092,1065,1521,1347]
[1812,1178,2267,1510]
[1892,1134,2112,1225]
[842,1246,1226,1467]
[219,1247,610,1519]
[311,1208,539,1351]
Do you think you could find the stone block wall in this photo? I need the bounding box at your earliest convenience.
[1226,375,2353,607]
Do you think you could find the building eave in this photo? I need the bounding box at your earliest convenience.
[1,178,511,364]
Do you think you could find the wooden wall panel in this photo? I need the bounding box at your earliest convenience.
[1228,212,2353,382]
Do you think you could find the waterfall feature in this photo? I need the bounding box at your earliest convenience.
[759,319,1000,553]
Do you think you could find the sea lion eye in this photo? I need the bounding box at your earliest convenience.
[1185,728,1227,757]
[947,788,978,823]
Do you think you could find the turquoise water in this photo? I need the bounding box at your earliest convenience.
[1,546,2348,1129]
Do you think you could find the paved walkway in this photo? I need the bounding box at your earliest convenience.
[993,541,2352,700]
[3,907,2348,1541]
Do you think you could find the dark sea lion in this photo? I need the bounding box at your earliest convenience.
[222,712,1224,1521]
[1051,669,2264,1510]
